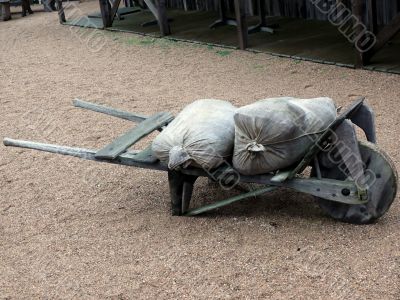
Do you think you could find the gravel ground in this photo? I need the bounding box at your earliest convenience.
[0,2,399,298]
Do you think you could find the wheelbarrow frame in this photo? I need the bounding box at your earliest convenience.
[3,97,380,217]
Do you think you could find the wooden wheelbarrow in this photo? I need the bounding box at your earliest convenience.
[3,97,398,224]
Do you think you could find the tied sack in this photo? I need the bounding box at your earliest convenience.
[233,97,337,175]
[152,99,236,170]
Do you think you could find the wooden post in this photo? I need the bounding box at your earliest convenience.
[56,0,66,23]
[155,0,170,36]
[217,0,227,24]
[1,2,11,21]
[99,0,112,27]
[367,0,377,34]
[234,0,248,49]
[351,0,365,67]
[257,0,266,27]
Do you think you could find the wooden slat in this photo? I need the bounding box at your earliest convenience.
[95,112,174,160]
[185,186,278,216]
[73,99,148,123]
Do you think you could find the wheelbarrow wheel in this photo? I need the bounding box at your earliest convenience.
[312,140,398,224]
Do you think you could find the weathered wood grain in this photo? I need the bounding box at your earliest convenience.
[73,99,148,123]
[94,112,174,160]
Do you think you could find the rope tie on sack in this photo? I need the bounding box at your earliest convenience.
[246,141,266,152]
[168,146,192,170]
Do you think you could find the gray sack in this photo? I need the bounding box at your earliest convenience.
[152,99,236,170]
[233,97,337,175]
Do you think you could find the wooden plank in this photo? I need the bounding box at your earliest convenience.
[185,186,278,216]
[234,0,248,49]
[73,99,148,123]
[3,138,167,171]
[283,177,365,205]
[95,112,174,159]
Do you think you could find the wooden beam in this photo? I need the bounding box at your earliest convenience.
[95,112,174,160]
[110,0,122,23]
[234,0,248,49]
[73,99,148,123]
[56,0,66,23]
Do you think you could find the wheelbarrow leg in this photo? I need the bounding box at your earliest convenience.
[168,170,197,216]
[182,176,198,214]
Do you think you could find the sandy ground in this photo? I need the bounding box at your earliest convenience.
[1,1,400,298]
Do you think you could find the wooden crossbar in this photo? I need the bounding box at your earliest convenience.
[95,111,174,159]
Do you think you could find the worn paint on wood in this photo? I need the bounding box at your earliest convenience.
[95,112,174,159]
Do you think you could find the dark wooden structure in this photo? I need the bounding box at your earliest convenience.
[58,0,400,68]
[0,0,11,21]
[1,0,56,21]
